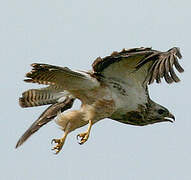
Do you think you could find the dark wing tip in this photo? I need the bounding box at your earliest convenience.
[16,97,75,149]
[15,139,23,148]
[168,47,184,73]
[15,127,38,149]
[15,123,39,149]
[15,127,35,148]
[168,47,182,59]
[146,47,184,85]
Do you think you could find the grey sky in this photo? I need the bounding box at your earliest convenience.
[1,0,191,179]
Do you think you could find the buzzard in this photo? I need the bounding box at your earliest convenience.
[16,47,184,154]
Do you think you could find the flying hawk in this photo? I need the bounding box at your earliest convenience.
[16,47,184,154]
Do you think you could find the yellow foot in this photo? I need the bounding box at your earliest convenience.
[77,132,89,145]
[51,139,65,154]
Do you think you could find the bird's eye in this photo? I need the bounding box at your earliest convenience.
[158,109,165,114]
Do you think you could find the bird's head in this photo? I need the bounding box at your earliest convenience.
[147,101,175,124]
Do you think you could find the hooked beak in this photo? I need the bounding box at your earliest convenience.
[164,112,175,123]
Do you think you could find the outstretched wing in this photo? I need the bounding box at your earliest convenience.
[92,47,184,85]
[25,63,100,90]
[16,97,75,148]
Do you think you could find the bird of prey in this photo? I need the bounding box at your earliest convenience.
[16,47,184,154]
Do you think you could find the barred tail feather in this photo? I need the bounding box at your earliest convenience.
[19,86,69,108]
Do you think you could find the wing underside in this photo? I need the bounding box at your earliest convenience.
[92,47,184,85]
[24,63,100,90]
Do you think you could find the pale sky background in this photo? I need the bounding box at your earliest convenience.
[1,0,191,179]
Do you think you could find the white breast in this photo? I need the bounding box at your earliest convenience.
[108,80,148,113]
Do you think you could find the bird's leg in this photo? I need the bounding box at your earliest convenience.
[51,131,68,154]
[51,123,70,154]
[77,120,92,145]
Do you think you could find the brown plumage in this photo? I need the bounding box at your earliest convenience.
[16,47,184,154]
